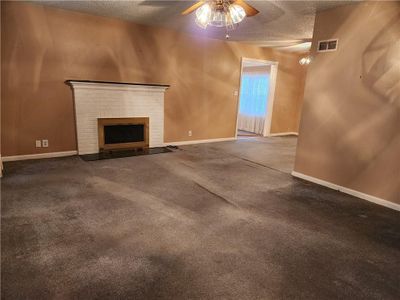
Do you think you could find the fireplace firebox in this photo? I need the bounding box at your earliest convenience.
[98,117,149,151]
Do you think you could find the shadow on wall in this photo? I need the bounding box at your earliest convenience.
[337,9,400,183]
[362,14,400,108]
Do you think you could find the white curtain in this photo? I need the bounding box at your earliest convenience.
[238,72,269,135]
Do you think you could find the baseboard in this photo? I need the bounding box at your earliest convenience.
[292,171,400,212]
[268,132,298,137]
[2,151,78,162]
[166,137,236,146]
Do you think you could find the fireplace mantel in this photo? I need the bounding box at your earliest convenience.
[66,80,170,91]
[68,80,169,155]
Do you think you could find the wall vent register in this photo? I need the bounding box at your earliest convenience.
[317,39,338,52]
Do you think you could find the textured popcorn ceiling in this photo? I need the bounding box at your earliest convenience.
[33,0,358,51]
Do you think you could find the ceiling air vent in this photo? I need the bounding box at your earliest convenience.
[317,39,338,52]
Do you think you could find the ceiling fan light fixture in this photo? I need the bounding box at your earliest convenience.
[195,3,212,28]
[184,0,259,32]
[194,1,249,30]
[229,4,246,24]
[210,10,226,27]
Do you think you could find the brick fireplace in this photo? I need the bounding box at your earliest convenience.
[67,80,169,155]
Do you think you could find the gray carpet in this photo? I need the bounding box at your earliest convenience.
[2,137,399,299]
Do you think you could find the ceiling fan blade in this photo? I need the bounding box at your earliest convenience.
[234,0,259,17]
[181,1,205,15]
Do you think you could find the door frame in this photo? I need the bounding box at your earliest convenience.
[235,57,279,138]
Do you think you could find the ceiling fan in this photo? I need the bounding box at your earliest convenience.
[181,0,259,31]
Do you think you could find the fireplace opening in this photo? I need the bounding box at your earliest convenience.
[98,117,149,151]
[104,124,144,144]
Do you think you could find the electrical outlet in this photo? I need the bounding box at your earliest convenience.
[234,90,239,96]
[35,140,42,148]
[188,130,192,137]
[42,139,49,147]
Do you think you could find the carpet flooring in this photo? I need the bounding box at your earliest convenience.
[2,137,399,299]
[237,130,260,137]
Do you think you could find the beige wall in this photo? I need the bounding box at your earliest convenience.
[294,1,400,204]
[1,1,306,156]
[242,65,270,74]
[270,51,307,133]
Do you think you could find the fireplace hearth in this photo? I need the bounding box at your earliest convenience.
[79,146,172,161]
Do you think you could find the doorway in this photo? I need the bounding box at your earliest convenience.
[235,58,278,138]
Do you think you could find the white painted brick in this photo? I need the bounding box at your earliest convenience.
[70,82,168,154]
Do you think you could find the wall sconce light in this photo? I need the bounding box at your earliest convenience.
[299,56,312,65]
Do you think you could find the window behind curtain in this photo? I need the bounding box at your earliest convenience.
[239,73,270,117]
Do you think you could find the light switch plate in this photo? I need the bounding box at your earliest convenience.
[36,140,42,148]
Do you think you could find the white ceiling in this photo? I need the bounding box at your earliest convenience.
[33,0,359,52]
